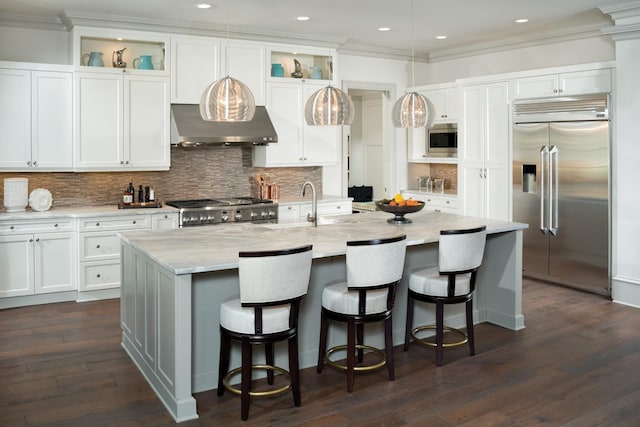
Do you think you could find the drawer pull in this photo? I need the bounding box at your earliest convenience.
[337,205,341,209]
[446,201,450,204]
[35,238,40,242]
[54,223,59,227]
[96,222,100,227]
[133,220,136,224]
[164,215,168,219]
[96,274,101,278]
[10,226,14,230]
[96,244,101,249]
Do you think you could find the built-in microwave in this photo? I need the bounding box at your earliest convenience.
[427,123,457,157]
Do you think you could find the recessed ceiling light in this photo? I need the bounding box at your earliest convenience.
[515,18,529,23]
[378,27,391,32]
[436,35,447,40]
[297,16,310,21]
[196,3,211,9]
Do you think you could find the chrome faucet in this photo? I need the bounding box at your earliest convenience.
[300,181,317,227]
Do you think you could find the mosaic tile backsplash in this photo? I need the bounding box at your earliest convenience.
[0,146,322,208]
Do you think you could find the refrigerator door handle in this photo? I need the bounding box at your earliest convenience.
[540,146,549,233]
[549,145,559,235]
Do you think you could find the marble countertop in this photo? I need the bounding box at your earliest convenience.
[120,210,527,276]
[402,189,458,197]
[274,195,351,205]
[0,204,177,221]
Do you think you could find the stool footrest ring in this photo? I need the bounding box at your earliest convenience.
[223,364,291,397]
[325,344,387,372]
[411,325,468,348]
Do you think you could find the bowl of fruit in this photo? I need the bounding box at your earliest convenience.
[375,194,425,224]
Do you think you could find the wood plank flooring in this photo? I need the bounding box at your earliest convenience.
[1,279,640,426]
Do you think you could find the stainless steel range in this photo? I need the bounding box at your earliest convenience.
[165,197,277,227]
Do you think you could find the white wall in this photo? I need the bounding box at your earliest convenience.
[0,27,69,64]
[611,37,640,307]
[423,35,615,84]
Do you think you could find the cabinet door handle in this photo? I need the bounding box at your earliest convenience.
[29,238,33,242]
[96,273,101,278]
[35,238,40,242]
[27,161,31,166]
[132,220,136,224]
[54,223,58,227]
[96,222,100,226]
[10,226,14,230]
[96,244,101,249]
[33,161,38,167]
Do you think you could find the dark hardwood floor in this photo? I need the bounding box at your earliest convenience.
[2,279,640,426]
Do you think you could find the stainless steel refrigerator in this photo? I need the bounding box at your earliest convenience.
[512,94,611,296]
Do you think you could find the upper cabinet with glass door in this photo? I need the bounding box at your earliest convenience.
[267,44,336,83]
[71,26,170,76]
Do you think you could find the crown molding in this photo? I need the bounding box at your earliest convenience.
[0,13,67,31]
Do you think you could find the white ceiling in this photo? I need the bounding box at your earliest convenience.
[0,0,620,61]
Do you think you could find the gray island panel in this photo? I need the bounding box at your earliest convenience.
[120,210,527,422]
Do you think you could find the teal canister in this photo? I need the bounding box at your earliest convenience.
[271,63,284,77]
[310,66,322,79]
[82,51,104,67]
[133,55,154,70]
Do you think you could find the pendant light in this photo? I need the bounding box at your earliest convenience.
[304,2,355,126]
[199,0,255,122]
[392,0,430,128]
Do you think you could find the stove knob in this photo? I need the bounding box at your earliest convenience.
[268,210,276,218]
[250,211,258,219]
[221,214,229,222]
[260,210,268,218]
[207,213,216,222]
[235,211,243,221]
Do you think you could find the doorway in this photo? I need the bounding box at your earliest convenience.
[327,81,400,201]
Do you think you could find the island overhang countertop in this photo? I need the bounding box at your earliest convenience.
[119,210,528,275]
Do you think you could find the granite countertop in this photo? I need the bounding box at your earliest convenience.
[0,204,177,221]
[120,210,527,276]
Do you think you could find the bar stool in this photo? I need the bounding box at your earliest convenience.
[217,244,313,421]
[317,235,406,392]
[404,226,486,366]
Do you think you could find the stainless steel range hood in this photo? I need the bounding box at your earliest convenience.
[170,104,278,147]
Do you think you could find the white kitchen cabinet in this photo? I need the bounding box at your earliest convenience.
[459,81,510,221]
[223,41,266,105]
[0,219,77,299]
[401,191,458,214]
[510,68,612,99]
[278,199,352,224]
[278,204,300,224]
[0,66,73,171]
[253,80,338,166]
[77,212,177,297]
[424,86,459,123]
[74,72,170,171]
[152,212,179,230]
[171,35,220,104]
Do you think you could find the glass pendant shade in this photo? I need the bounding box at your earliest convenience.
[392,91,429,128]
[199,76,256,122]
[305,85,355,126]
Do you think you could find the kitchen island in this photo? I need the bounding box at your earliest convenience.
[119,210,527,422]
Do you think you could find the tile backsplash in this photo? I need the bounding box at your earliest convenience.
[0,146,322,207]
[407,163,458,192]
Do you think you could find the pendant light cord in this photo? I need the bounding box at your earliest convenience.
[410,0,415,88]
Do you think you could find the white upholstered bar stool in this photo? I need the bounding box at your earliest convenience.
[317,235,407,392]
[217,244,313,421]
[404,226,486,366]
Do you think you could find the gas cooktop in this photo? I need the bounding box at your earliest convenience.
[165,197,273,209]
[165,197,277,227]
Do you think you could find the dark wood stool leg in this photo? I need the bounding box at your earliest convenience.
[265,342,275,385]
[289,334,301,407]
[404,293,415,351]
[466,299,475,356]
[384,315,395,380]
[317,311,329,373]
[217,329,231,396]
[356,322,364,363]
[240,338,252,421]
[435,301,444,367]
[346,318,356,393]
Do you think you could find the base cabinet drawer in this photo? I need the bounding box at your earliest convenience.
[79,232,121,261]
[79,260,120,291]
